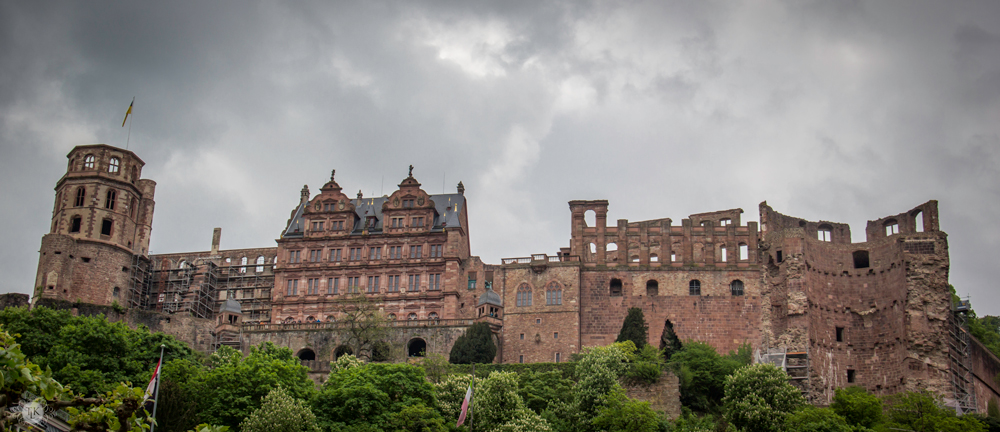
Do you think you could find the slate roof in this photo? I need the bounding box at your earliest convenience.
[282,193,465,239]
[220,298,243,314]
[478,288,502,307]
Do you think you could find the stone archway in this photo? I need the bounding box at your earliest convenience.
[407,338,427,357]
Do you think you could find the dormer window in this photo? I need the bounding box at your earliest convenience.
[108,157,120,173]
[403,199,414,208]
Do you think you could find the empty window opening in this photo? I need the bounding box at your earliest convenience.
[131,166,137,183]
[776,250,783,263]
[519,355,524,364]
[847,369,856,383]
[836,327,844,342]
[256,256,265,272]
[129,198,137,218]
[852,251,870,269]
[646,280,659,296]
[113,287,120,298]
[84,154,95,169]
[650,254,659,262]
[105,189,117,210]
[913,211,924,232]
[520,333,524,340]
[584,210,596,227]
[589,243,597,254]
[631,255,640,263]
[730,280,744,296]
[671,252,677,262]
[739,243,749,260]
[721,246,728,262]
[101,219,113,236]
[75,187,86,207]
[606,242,618,251]
[70,216,82,233]
[884,219,899,236]
[108,157,120,173]
[818,224,833,242]
[610,278,623,297]
[720,218,731,226]
[407,338,427,357]
[689,280,701,296]
[297,349,316,361]
[555,352,561,363]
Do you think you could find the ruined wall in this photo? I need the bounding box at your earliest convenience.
[624,371,682,419]
[499,263,581,364]
[970,335,1000,412]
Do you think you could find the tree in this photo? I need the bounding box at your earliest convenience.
[658,319,683,360]
[449,322,497,364]
[240,386,320,432]
[573,344,629,417]
[667,341,744,413]
[590,389,660,432]
[829,386,882,429]
[615,308,648,349]
[517,370,574,414]
[722,363,805,432]
[475,371,552,432]
[384,403,447,432]
[313,362,438,430]
[784,407,852,432]
[337,295,394,361]
[882,390,986,432]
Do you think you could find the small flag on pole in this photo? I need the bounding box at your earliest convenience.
[122,98,134,127]
[144,356,161,402]
[456,384,473,427]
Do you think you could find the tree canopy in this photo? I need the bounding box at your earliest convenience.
[450,322,498,364]
[615,307,648,349]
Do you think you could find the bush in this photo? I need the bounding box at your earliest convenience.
[722,363,805,432]
[240,387,320,432]
[624,361,662,385]
[882,390,986,432]
[830,386,881,429]
[784,406,852,432]
[667,341,744,413]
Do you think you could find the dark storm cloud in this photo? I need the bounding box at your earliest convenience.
[2,1,1000,313]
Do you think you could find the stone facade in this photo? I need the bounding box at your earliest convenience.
[27,144,1000,412]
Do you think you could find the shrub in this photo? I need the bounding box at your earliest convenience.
[722,363,805,432]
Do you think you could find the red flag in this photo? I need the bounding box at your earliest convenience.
[144,357,161,401]
[456,384,472,427]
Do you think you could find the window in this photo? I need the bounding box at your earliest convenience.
[739,243,749,260]
[836,327,844,342]
[330,249,342,262]
[720,218,731,226]
[730,280,744,296]
[349,247,362,261]
[105,189,117,210]
[75,187,86,207]
[371,247,382,260]
[388,246,402,259]
[519,355,524,364]
[387,275,400,292]
[852,251,869,269]
[650,254,659,262]
[308,278,319,295]
[536,318,541,324]
[403,199,414,208]
[670,252,676,262]
[289,250,301,263]
[520,333,525,340]
[428,274,441,290]
[129,198,137,218]
[84,154,95,169]
[286,279,299,296]
[847,369,856,383]
[412,217,425,227]
[367,276,380,293]
[689,280,701,296]
[388,313,397,320]
[347,277,360,293]
[311,221,324,231]
[131,166,137,183]
[390,217,403,227]
[256,256,265,272]
[108,157,120,173]
[546,282,562,305]
[409,245,422,258]
[554,332,559,339]
[430,244,443,257]
[70,216,82,233]
[429,312,439,320]
[646,280,659,296]
[408,274,420,291]
[884,220,899,236]
[721,246,727,262]
[776,250,783,263]
[330,277,339,294]
[408,313,417,320]
[555,352,561,363]
[516,284,532,307]
[914,210,924,232]
[818,224,833,242]
[309,249,321,262]
[240,256,248,273]
[101,219,113,236]
[610,278,623,296]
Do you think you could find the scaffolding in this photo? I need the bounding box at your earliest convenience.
[758,347,811,400]
[212,327,244,352]
[217,264,273,324]
[127,254,153,310]
[949,297,976,414]
[153,262,219,319]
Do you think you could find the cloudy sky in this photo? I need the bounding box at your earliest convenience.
[2,1,999,313]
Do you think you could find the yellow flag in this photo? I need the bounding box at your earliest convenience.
[122,98,134,127]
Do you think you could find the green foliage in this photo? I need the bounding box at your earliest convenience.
[0,306,196,396]
[157,358,209,432]
[314,362,437,430]
[67,383,153,432]
[189,425,230,432]
[450,322,498,364]
[197,343,315,431]
[784,406,852,432]
[658,320,683,361]
[338,295,394,361]
[990,397,1000,419]
[384,403,447,432]
[240,386,320,432]
[573,344,628,417]
[830,386,882,429]
[667,341,744,413]
[476,371,552,432]
[624,361,662,386]
[722,363,805,432]
[421,353,450,384]
[669,410,718,432]
[616,308,649,349]
[447,362,577,381]
[517,370,574,414]
[882,390,986,432]
[433,373,477,421]
[590,389,660,432]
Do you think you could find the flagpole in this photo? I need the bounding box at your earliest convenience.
[150,344,165,432]
[126,97,135,150]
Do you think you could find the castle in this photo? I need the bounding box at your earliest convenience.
[31,144,1000,410]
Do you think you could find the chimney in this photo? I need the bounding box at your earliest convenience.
[211,228,221,255]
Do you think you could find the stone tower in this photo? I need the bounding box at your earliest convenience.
[33,144,156,306]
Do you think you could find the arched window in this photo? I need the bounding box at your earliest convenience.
[326,315,336,322]
[105,189,117,210]
[546,282,562,305]
[646,280,659,296]
[884,219,899,236]
[84,155,95,169]
[68,157,76,171]
[607,242,618,251]
[108,157,120,173]
[407,338,426,357]
[240,256,248,273]
[388,313,397,320]
[178,260,188,269]
[407,313,418,320]
[70,216,82,233]
[255,256,265,273]
[75,187,86,207]
[584,210,596,227]
[429,312,439,320]
[650,254,659,262]
[730,280,744,296]
[913,210,924,232]
[296,349,316,361]
[689,280,701,296]
[334,345,353,359]
[305,315,316,322]
[610,278,623,297]
[516,283,533,307]
[818,224,833,241]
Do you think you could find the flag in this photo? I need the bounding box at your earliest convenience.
[144,357,162,402]
[456,384,472,427]
[122,98,134,127]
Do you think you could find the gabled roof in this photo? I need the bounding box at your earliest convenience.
[281,193,465,239]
